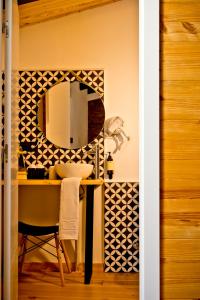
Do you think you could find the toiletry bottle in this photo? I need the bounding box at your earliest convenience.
[49,165,57,180]
[106,152,114,179]
[18,145,25,171]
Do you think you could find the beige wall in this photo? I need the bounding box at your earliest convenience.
[46,82,71,148]
[19,0,139,182]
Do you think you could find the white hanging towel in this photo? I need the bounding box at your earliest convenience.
[59,177,81,240]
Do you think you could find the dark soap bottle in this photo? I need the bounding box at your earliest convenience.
[106,152,114,179]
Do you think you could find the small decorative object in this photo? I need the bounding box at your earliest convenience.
[27,164,45,179]
[48,166,57,180]
[104,116,130,153]
[20,141,37,152]
[18,145,27,179]
[106,152,114,179]
[18,145,26,171]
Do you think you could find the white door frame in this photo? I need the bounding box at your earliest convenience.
[139,0,160,299]
[3,0,19,299]
[0,0,3,298]
[4,0,13,297]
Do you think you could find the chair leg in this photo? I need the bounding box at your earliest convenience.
[54,233,65,286]
[74,240,78,272]
[60,240,71,273]
[18,234,27,274]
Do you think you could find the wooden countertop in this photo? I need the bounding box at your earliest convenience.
[18,179,104,186]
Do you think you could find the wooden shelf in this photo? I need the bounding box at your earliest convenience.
[18,178,104,186]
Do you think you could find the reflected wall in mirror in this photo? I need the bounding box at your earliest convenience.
[38,80,105,149]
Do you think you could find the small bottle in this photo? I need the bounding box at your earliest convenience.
[18,145,26,171]
[49,165,57,179]
[106,152,114,179]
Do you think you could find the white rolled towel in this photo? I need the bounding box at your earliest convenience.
[59,177,81,240]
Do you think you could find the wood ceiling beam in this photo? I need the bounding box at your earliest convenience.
[19,0,122,27]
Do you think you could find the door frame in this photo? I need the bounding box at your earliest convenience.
[0,0,3,298]
[3,0,19,299]
[139,0,160,299]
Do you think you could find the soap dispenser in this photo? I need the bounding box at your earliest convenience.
[18,145,26,171]
[106,152,114,179]
[18,145,27,179]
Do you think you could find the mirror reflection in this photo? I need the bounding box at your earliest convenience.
[38,80,105,149]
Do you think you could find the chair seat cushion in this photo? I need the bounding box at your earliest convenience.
[19,221,59,236]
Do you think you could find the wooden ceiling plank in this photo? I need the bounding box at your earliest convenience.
[20,0,120,14]
[19,0,122,27]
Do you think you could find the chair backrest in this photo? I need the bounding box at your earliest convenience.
[19,185,60,227]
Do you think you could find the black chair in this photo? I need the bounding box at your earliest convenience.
[18,186,71,286]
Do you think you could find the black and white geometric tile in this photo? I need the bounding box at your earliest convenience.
[18,70,104,178]
[104,182,139,272]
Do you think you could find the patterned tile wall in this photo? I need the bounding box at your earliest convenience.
[104,182,139,272]
[18,70,104,178]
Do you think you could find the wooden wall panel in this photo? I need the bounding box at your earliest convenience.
[162,120,200,139]
[162,3,200,21]
[161,80,200,100]
[161,99,200,120]
[162,22,200,41]
[161,0,200,299]
[162,281,200,299]
[161,160,200,190]
[162,217,200,239]
[161,239,200,261]
[162,198,200,212]
[162,63,200,80]
[163,41,200,54]
[162,139,200,160]
[162,262,200,279]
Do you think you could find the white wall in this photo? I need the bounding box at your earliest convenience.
[19,0,139,182]
[46,82,70,148]
[70,81,88,148]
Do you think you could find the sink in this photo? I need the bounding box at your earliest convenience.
[55,163,93,179]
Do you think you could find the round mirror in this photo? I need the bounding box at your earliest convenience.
[38,80,105,149]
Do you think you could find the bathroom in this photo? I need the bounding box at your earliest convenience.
[2,0,139,299]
